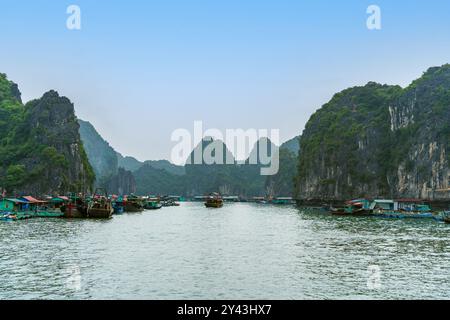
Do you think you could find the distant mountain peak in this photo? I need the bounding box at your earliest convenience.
[246,137,278,165]
[186,138,236,165]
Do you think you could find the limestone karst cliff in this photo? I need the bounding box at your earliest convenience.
[295,65,450,201]
[0,74,95,195]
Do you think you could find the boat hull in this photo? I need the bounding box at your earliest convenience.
[113,206,124,214]
[62,204,87,218]
[124,204,144,212]
[87,208,113,219]
[370,211,434,219]
[145,204,162,210]
[205,202,223,208]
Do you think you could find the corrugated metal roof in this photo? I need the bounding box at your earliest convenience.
[5,198,28,204]
[21,196,46,203]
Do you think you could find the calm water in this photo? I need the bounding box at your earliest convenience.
[1,202,449,300]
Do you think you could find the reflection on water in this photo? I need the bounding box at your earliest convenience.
[1,202,449,299]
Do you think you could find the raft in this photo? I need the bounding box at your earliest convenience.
[370,211,434,219]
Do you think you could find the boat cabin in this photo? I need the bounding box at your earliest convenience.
[370,200,396,211]
[346,199,371,209]
[396,199,431,212]
[369,199,432,212]
[223,196,240,202]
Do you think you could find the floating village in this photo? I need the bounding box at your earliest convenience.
[0,189,449,223]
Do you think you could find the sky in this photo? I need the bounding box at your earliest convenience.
[1,0,450,161]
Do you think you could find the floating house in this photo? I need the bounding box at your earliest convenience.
[193,196,208,202]
[369,199,433,218]
[251,197,266,203]
[0,198,29,212]
[19,196,47,210]
[271,197,295,205]
[168,195,186,202]
[369,199,396,211]
[396,199,431,212]
[223,196,240,202]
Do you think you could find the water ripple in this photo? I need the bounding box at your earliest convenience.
[1,203,449,299]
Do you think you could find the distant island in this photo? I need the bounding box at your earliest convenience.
[1,65,449,202]
[295,65,450,202]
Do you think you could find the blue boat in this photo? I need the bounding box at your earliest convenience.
[436,211,450,223]
[112,197,125,214]
[113,205,124,214]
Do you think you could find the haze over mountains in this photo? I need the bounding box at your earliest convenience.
[2,64,448,201]
[79,120,299,197]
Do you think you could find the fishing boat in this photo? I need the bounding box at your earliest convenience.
[112,196,125,214]
[0,212,30,221]
[160,197,180,207]
[442,211,450,224]
[87,189,113,219]
[124,194,144,212]
[145,197,163,210]
[164,200,180,207]
[330,206,346,215]
[205,193,224,208]
[113,203,125,214]
[341,199,372,216]
[60,194,87,218]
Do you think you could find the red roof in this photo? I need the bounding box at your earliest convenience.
[22,196,47,203]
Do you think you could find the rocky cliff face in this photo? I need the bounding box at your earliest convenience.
[0,75,95,195]
[105,168,136,195]
[78,119,118,182]
[78,119,137,195]
[295,65,450,201]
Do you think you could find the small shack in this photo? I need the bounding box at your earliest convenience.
[0,198,29,212]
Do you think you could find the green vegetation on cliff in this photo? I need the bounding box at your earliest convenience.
[0,74,95,195]
[296,65,450,200]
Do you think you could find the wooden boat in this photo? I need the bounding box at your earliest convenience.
[0,211,32,221]
[124,195,144,212]
[145,198,163,210]
[443,211,450,224]
[87,189,113,219]
[341,199,373,216]
[330,206,346,215]
[161,198,180,207]
[112,197,125,214]
[60,195,88,218]
[205,193,224,208]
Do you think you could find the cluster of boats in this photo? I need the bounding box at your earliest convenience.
[201,193,296,208]
[327,198,450,223]
[0,189,181,221]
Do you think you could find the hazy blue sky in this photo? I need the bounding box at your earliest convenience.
[1,0,450,161]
